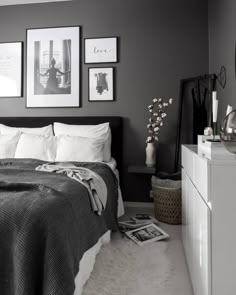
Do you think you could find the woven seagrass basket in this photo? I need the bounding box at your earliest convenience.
[151,179,182,225]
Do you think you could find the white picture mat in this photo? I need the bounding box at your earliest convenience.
[0,42,22,97]
[89,68,113,101]
[85,37,117,63]
[27,26,80,107]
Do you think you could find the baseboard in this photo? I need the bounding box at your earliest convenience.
[124,201,154,209]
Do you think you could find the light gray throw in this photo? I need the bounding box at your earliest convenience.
[36,162,107,215]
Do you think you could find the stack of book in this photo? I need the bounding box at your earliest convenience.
[118,214,169,246]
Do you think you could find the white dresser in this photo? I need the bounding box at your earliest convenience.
[182,145,236,295]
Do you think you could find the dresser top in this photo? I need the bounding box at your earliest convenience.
[183,145,236,165]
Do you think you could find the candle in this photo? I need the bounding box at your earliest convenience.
[212,91,217,101]
[213,99,218,123]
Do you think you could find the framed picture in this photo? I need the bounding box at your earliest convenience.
[0,42,23,98]
[26,26,80,108]
[125,223,169,246]
[85,37,118,64]
[89,67,114,102]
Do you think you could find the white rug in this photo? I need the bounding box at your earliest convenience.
[82,230,193,295]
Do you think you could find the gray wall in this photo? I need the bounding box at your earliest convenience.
[209,0,236,122]
[0,0,209,201]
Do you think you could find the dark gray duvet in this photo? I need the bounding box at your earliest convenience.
[0,159,118,295]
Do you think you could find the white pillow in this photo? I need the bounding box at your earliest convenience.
[0,123,53,136]
[56,135,104,162]
[53,122,111,162]
[15,134,57,162]
[0,133,20,158]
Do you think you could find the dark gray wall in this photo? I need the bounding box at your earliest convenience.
[209,0,236,122]
[0,0,209,201]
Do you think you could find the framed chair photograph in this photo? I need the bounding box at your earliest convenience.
[26,26,80,108]
[88,67,114,102]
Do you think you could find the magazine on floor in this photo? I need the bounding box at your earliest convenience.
[125,223,169,246]
[118,220,151,233]
[130,213,158,224]
[118,214,158,233]
[118,214,169,245]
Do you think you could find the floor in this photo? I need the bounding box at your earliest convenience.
[83,206,193,295]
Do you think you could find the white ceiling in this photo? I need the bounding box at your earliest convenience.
[0,0,71,6]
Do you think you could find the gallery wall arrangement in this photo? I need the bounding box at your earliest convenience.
[0,26,118,108]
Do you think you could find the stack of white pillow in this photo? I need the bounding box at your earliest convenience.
[0,122,112,162]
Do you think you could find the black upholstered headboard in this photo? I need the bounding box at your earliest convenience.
[0,116,123,171]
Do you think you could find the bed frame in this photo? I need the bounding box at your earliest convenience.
[0,116,123,171]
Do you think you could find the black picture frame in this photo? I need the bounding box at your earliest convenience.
[0,41,23,98]
[88,67,115,102]
[26,26,81,108]
[84,37,118,64]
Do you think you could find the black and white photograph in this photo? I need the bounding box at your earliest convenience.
[26,26,80,107]
[125,223,169,246]
[0,42,23,97]
[89,67,114,101]
[85,37,118,64]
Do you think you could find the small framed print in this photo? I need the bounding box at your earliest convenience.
[0,42,23,98]
[89,67,114,102]
[26,26,80,108]
[85,37,118,64]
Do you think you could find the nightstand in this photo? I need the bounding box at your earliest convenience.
[128,165,156,201]
[128,165,157,175]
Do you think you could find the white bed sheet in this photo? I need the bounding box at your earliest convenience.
[73,158,124,295]
[74,231,111,295]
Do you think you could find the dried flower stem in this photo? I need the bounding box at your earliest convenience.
[146,97,173,143]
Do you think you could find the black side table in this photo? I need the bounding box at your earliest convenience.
[128,165,157,175]
[128,165,157,201]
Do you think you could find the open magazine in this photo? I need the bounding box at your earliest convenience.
[125,223,169,246]
[118,214,169,245]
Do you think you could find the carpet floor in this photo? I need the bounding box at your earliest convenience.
[82,208,193,295]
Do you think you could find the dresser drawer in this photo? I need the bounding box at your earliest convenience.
[182,145,194,180]
[193,153,209,203]
[182,145,209,204]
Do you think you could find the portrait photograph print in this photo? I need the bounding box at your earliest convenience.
[85,37,117,64]
[26,26,80,108]
[0,42,23,98]
[89,67,114,101]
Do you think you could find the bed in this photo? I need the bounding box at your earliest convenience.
[0,116,123,295]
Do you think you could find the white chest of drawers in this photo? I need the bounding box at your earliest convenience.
[182,145,236,295]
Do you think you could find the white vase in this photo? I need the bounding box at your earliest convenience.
[145,142,156,167]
